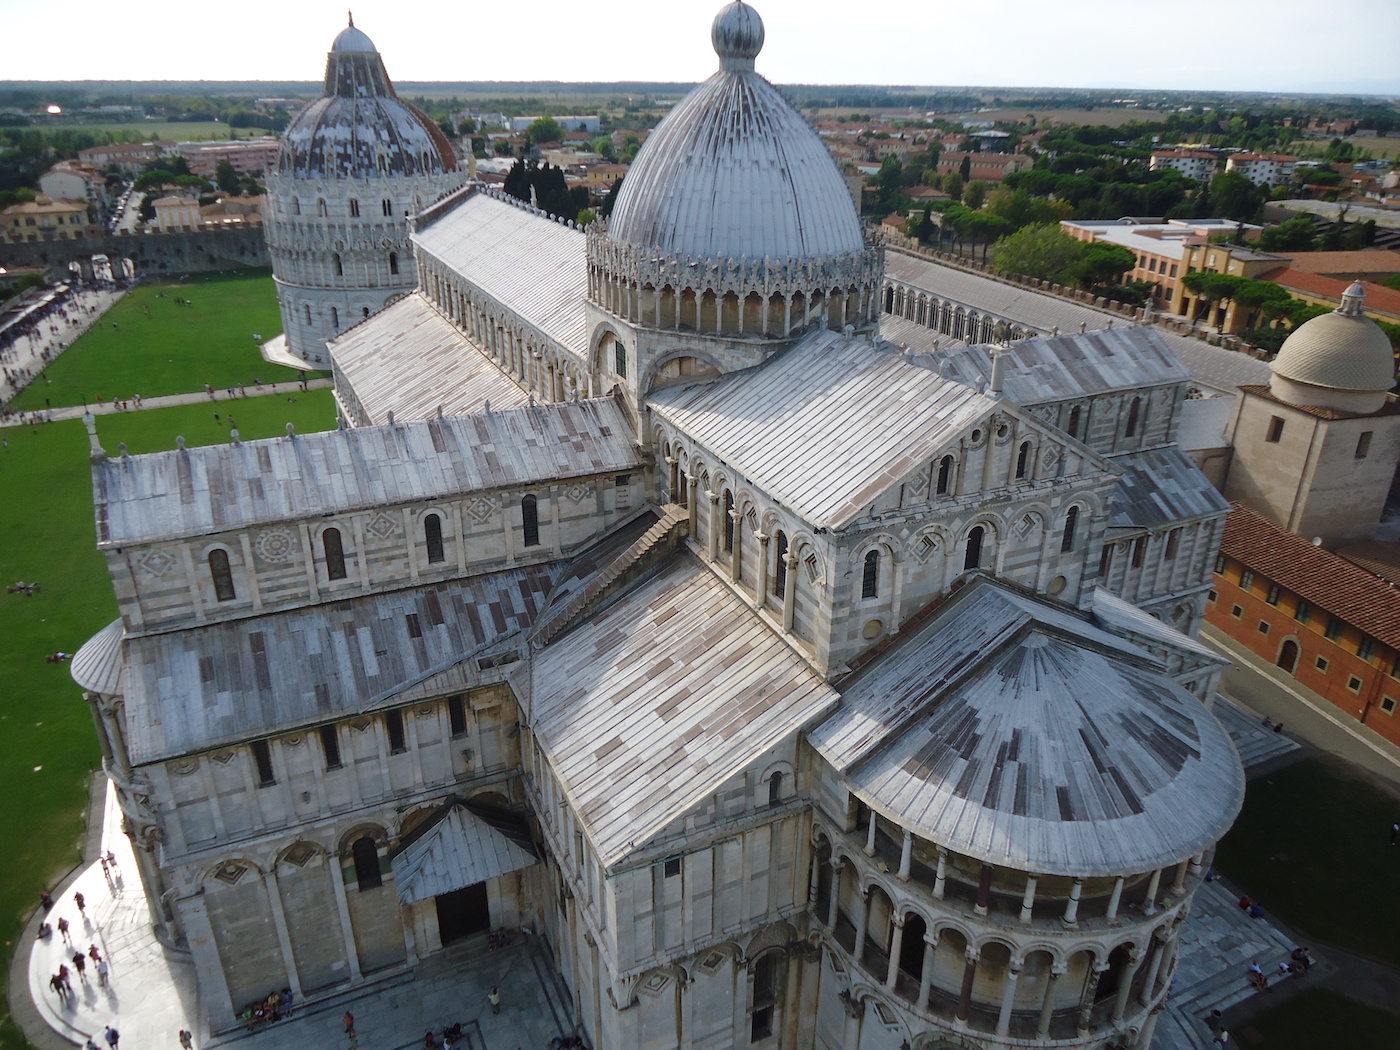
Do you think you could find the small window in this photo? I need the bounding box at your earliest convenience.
[352,836,382,890]
[292,197,301,215]
[862,550,880,599]
[1067,406,1082,439]
[323,527,347,580]
[1125,397,1142,438]
[663,856,681,878]
[389,251,399,275]
[1266,583,1280,605]
[1325,617,1343,642]
[936,455,954,495]
[1099,543,1114,577]
[362,306,370,319]
[751,952,781,1042]
[1208,589,1218,602]
[522,495,540,548]
[1316,656,1329,672]
[1131,536,1147,569]
[320,725,342,770]
[615,340,627,378]
[722,490,735,553]
[1359,637,1376,661]
[1382,697,1397,714]
[348,198,359,218]
[448,694,467,737]
[767,771,783,807]
[1215,554,1226,573]
[964,526,985,571]
[385,709,406,754]
[317,198,328,217]
[382,198,393,216]
[1060,506,1079,553]
[1258,620,1270,635]
[1266,416,1285,443]
[1347,675,1363,692]
[1165,528,1181,560]
[1231,604,1243,619]
[1015,441,1030,480]
[615,474,631,488]
[330,306,339,329]
[303,303,312,326]
[333,253,343,276]
[209,549,236,602]
[251,739,275,786]
[1241,571,1255,591]
[1296,600,1312,624]
[773,531,789,598]
[405,613,422,639]
[423,513,446,564]
[1356,431,1373,459]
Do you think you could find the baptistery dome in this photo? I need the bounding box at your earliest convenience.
[1271,281,1396,413]
[606,0,864,262]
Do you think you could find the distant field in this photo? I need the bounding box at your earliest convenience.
[48,121,234,141]
[954,107,1152,128]
[1292,134,1396,159]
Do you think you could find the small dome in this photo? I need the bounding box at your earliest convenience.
[1272,281,1395,394]
[712,1,764,71]
[331,24,377,53]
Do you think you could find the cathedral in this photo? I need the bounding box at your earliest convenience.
[72,5,1248,1048]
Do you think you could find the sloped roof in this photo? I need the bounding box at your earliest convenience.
[1106,445,1231,530]
[390,802,538,904]
[413,190,588,359]
[329,292,530,425]
[647,330,997,530]
[94,398,638,546]
[1090,588,1223,664]
[811,579,1243,876]
[121,566,553,764]
[71,618,125,696]
[1222,501,1400,650]
[530,552,838,868]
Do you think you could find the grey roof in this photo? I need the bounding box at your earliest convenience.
[330,292,530,425]
[531,552,838,868]
[1106,445,1231,530]
[390,802,538,905]
[1090,588,1223,665]
[331,23,376,52]
[879,313,966,354]
[648,329,998,530]
[72,618,125,696]
[606,13,863,263]
[811,579,1244,876]
[94,399,638,546]
[1161,333,1272,394]
[1273,308,1396,393]
[122,566,553,764]
[1174,396,1236,452]
[886,250,1112,335]
[938,327,1190,405]
[415,190,588,359]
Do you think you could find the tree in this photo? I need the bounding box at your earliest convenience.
[962,180,987,211]
[941,171,963,203]
[576,208,596,228]
[1232,279,1292,329]
[1079,242,1136,290]
[1208,170,1266,223]
[527,117,564,146]
[989,223,1085,283]
[599,176,624,219]
[906,206,934,243]
[458,117,478,136]
[964,212,1012,263]
[214,159,240,194]
[959,154,972,182]
[1182,271,1245,328]
[1257,215,1318,252]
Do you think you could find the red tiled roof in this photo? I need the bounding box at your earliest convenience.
[1221,501,1400,649]
[1260,268,1400,319]
[1275,250,1400,276]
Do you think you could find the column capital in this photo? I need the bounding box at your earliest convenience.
[965,946,980,963]
[706,490,720,503]
[890,913,905,930]
[755,531,770,544]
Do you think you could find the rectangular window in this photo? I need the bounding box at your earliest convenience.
[385,709,407,754]
[1316,656,1329,672]
[1258,620,1270,635]
[1215,554,1226,574]
[1132,536,1148,568]
[1165,528,1181,560]
[615,474,631,488]
[663,856,681,878]
[1356,431,1373,459]
[1208,589,1218,603]
[1359,637,1376,661]
[1240,571,1255,591]
[1266,416,1285,443]
[1347,675,1363,692]
[1170,264,1179,277]
[1099,543,1114,577]
[448,694,468,736]
[251,739,276,786]
[1382,697,1397,714]
[1325,617,1343,641]
[1165,288,1174,302]
[1266,583,1281,605]
[405,613,422,639]
[1296,599,1312,624]
[1231,604,1243,619]
[320,725,342,770]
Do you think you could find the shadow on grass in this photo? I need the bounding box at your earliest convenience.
[1237,988,1400,1049]
[1214,754,1400,968]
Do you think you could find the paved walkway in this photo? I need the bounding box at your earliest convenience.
[0,379,334,429]
[1,285,128,406]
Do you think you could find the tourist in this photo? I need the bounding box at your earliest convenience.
[488,986,501,1014]
[58,917,70,943]
[97,957,109,987]
[343,1011,355,1036]
[74,891,85,916]
[179,1030,194,1050]
[105,850,119,873]
[72,952,87,982]
[40,891,53,911]
[1237,895,1251,911]
[104,1025,120,1050]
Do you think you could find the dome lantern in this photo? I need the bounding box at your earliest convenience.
[712,1,765,72]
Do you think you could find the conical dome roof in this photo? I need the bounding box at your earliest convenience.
[606,1,864,263]
[276,19,457,181]
[1272,281,1395,394]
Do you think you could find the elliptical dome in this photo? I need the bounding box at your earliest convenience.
[605,1,864,264]
[276,20,457,181]
[1272,281,1395,396]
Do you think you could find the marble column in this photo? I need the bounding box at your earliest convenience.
[1063,878,1083,925]
[1019,875,1038,923]
[1038,968,1063,1038]
[1106,875,1125,921]
[996,962,1022,1036]
[918,934,937,1009]
[1143,868,1162,917]
[898,829,913,881]
[826,862,844,930]
[885,915,905,990]
[864,817,878,857]
[852,888,870,966]
[1139,936,1166,1006]
[934,849,947,899]
[754,532,770,608]
[707,491,721,562]
[956,948,980,1023]
[782,553,798,632]
[1112,948,1143,1021]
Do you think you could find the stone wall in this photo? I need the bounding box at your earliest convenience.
[0,225,268,275]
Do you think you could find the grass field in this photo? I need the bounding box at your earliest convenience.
[0,339,334,1049]
[47,121,235,142]
[1213,754,1400,967]
[8,270,314,411]
[1240,988,1400,1049]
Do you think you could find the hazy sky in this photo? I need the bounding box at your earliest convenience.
[3,0,1398,95]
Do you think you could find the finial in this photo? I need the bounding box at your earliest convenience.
[348,9,354,26]
[483,399,491,413]
[437,404,445,419]
[118,443,128,458]
[712,0,764,72]
[528,393,537,407]
[176,435,186,450]
[82,411,106,461]
[286,422,296,438]
[386,409,395,426]
[231,429,241,445]
[1339,280,1367,318]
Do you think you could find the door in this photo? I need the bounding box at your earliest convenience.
[435,882,490,945]
[1276,639,1299,675]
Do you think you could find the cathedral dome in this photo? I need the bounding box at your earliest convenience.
[1272,282,1395,394]
[605,1,864,263]
[276,20,457,182]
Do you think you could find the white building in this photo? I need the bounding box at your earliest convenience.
[1224,152,1298,188]
[74,6,1244,1050]
[261,19,467,365]
[1149,150,1218,183]
[39,160,108,206]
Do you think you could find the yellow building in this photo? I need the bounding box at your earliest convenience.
[1,195,96,244]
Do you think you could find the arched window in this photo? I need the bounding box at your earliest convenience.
[773,531,789,598]
[330,306,339,329]
[1125,397,1142,438]
[303,303,312,326]
[362,306,370,319]
[323,527,347,580]
[317,198,327,217]
[751,951,783,1041]
[423,513,445,564]
[936,455,954,496]
[862,550,880,599]
[388,251,399,275]
[348,198,359,218]
[382,198,393,216]
[964,526,985,571]
[1061,506,1079,553]
[767,771,783,807]
[1067,406,1082,439]
[522,495,540,547]
[208,549,235,602]
[614,339,627,378]
[292,197,301,215]
[1015,441,1031,480]
[351,836,382,891]
[333,253,343,276]
[722,491,734,552]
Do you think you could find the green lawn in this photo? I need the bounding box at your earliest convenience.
[0,390,334,1050]
[51,121,234,141]
[1213,755,1400,967]
[1238,988,1400,1049]
[9,269,316,411]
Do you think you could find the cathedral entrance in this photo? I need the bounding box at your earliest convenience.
[435,882,490,945]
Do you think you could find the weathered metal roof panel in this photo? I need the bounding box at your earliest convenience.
[1106,445,1231,530]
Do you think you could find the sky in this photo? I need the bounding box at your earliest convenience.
[2,0,1398,95]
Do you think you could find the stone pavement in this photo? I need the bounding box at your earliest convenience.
[1,285,128,406]
[1207,693,1300,771]
[19,779,582,1050]
[0,378,334,428]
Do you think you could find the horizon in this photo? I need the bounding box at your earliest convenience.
[2,0,1398,97]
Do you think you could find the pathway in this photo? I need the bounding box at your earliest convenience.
[1,285,128,406]
[1,378,334,429]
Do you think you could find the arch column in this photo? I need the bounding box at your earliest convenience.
[687,476,700,537]
[807,845,822,908]
[754,532,770,609]
[1077,960,1109,1034]
[884,914,905,990]
[1171,858,1190,896]
[997,961,1023,1036]
[897,828,913,880]
[1112,947,1143,1021]
[917,933,937,1009]
[1139,933,1167,1006]
[782,553,798,632]
[707,490,721,562]
[864,817,878,856]
[826,861,844,930]
[956,947,980,1023]
[852,886,871,965]
[729,510,743,582]
[1106,875,1125,920]
[263,869,303,999]
[933,848,947,899]
[1019,875,1038,922]
[1037,967,1064,1037]
[1143,867,1162,917]
[1063,878,1083,925]
[328,855,363,981]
